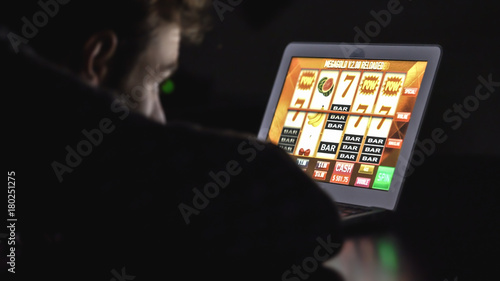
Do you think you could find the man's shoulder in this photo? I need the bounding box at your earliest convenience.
[119,120,291,176]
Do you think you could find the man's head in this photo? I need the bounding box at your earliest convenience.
[2,0,210,124]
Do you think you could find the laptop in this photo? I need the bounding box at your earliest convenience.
[257,42,441,222]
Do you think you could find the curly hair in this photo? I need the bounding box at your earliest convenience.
[164,0,213,44]
[1,0,212,65]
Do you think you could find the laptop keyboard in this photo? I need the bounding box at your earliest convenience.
[337,203,372,218]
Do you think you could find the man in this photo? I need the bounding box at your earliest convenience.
[2,1,343,280]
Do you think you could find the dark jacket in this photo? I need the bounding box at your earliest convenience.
[1,25,343,280]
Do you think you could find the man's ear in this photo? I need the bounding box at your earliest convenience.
[81,30,118,86]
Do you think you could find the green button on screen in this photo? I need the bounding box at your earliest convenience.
[372,166,395,190]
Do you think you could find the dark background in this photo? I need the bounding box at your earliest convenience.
[1,1,498,280]
[163,0,499,156]
[163,4,500,278]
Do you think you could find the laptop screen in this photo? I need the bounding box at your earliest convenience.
[265,57,428,191]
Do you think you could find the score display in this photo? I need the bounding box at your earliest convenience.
[267,57,428,191]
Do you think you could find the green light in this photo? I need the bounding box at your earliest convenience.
[377,237,399,272]
[160,79,175,95]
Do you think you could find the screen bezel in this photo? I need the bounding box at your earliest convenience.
[257,42,442,210]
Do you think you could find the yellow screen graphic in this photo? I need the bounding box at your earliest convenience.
[267,57,427,190]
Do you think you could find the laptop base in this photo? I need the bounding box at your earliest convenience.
[337,202,389,227]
